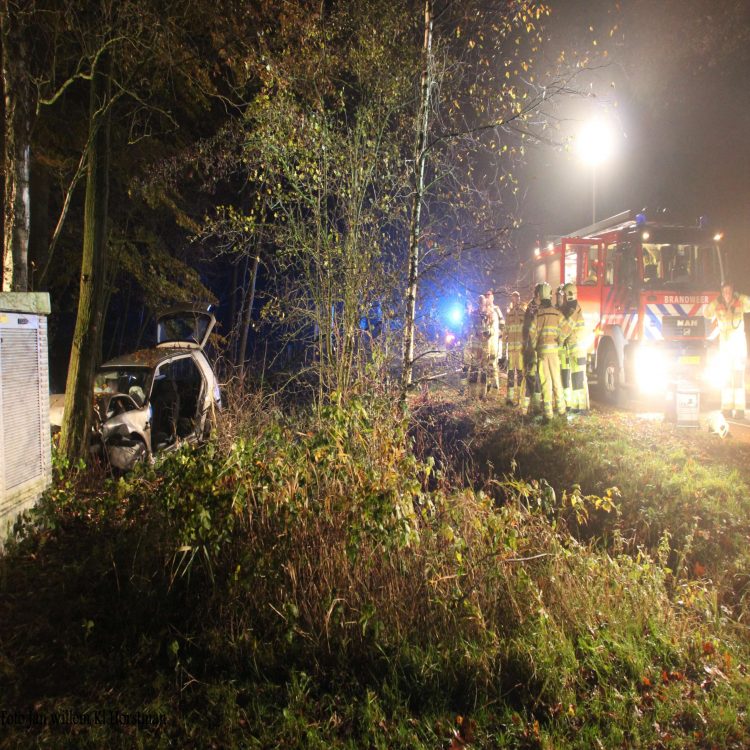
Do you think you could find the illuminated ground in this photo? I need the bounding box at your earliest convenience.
[416,372,750,483]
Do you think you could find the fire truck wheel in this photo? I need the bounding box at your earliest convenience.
[597,345,622,405]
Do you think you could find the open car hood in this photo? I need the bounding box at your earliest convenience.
[155,308,215,350]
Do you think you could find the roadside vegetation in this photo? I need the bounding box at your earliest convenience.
[2,386,750,748]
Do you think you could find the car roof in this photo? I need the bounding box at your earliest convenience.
[100,347,197,370]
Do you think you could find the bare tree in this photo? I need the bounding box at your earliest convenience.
[398,0,590,393]
[1,0,34,291]
[58,54,112,461]
[401,0,433,393]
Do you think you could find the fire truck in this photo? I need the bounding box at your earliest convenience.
[530,209,725,402]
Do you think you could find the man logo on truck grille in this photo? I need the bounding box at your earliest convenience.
[662,316,705,338]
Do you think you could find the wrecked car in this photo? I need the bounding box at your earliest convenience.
[52,308,222,472]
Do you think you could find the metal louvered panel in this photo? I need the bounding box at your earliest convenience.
[1,327,43,490]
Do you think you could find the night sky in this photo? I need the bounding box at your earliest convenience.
[517,0,750,286]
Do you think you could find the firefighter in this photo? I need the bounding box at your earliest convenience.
[484,290,502,391]
[504,290,525,406]
[528,281,568,420]
[705,281,750,418]
[485,289,505,359]
[521,286,542,414]
[562,282,590,413]
[465,296,489,399]
[556,284,572,409]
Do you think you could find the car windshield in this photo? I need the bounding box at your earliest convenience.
[94,367,152,402]
[641,242,722,289]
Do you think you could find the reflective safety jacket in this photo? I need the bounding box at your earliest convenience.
[504,303,526,354]
[522,300,538,353]
[705,293,750,346]
[529,302,569,356]
[463,311,486,365]
[485,307,501,359]
[562,302,586,357]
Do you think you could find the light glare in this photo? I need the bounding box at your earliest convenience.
[703,351,727,391]
[447,305,464,326]
[635,347,668,394]
[576,118,616,166]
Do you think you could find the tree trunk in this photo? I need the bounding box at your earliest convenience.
[29,160,50,290]
[113,279,132,359]
[237,252,260,378]
[135,309,151,350]
[401,0,433,395]
[59,58,112,461]
[1,5,33,292]
[228,255,240,363]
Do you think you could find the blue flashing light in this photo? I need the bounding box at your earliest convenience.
[635,212,647,226]
[447,304,464,327]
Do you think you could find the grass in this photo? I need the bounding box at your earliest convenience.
[414,387,750,621]
[1,388,749,748]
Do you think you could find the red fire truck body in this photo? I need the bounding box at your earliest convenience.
[530,210,725,401]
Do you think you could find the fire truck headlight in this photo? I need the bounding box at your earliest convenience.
[635,348,668,394]
[703,352,727,391]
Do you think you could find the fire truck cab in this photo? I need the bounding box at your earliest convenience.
[531,210,724,402]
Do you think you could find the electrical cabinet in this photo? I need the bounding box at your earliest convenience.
[0,293,52,542]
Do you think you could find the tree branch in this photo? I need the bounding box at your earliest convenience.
[36,35,128,114]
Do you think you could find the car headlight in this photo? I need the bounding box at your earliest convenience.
[635,347,668,394]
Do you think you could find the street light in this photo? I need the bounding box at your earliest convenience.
[576,117,616,224]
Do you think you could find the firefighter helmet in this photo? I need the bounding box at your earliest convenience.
[563,282,577,302]
[535,281,551,301]
[511,290,520,298]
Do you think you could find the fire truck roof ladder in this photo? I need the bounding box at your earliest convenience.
[563,210,636,241]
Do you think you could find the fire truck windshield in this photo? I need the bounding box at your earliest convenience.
[641,242,721,290]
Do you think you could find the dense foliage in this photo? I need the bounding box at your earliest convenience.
[2,394,749,748]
